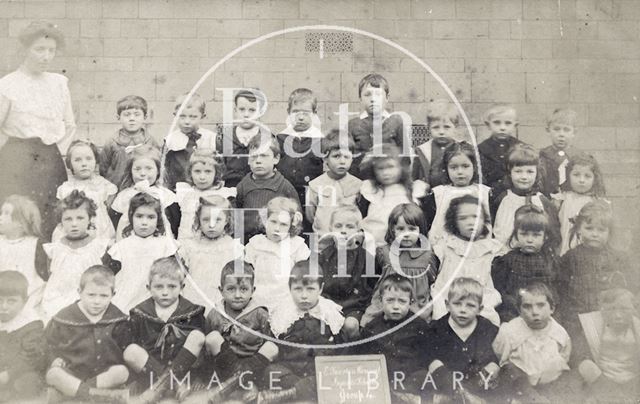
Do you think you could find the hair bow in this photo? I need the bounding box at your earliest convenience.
[133,180,162,200]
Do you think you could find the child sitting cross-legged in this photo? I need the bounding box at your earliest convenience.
[45,265,129,402]
[120,256,205,404]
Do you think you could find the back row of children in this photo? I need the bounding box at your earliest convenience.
[0,72,638,402]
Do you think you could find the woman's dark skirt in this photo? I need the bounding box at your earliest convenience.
[0,137,68,241]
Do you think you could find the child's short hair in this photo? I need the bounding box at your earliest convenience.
[2,195,41,238]
[174,92,206,116]
[185,148,225,188]
[193,194,233,236]
[247,133,280,158]
[447,277,484,305]
[123,192,165,237]
[120,144,162,189]
[117,95,148,117]
[149,256,184,284]
[321,128,355,155]
[64,140,100,174]
[378,274,414,301]
[289,260,324,288]
[547,108,576,128]
[599,288,636,312]
[18,20,65,49]
[329,205,363,226]
[568,199,613,248]
[234,89,265,109]
[560,152,606,197]
[262,196,303,237]
[517,282,555,310]
[441,141,479,185]
[287,88,317,114]
[79,265,116,292]
[55,189,98,225]
[385,203,428,245]
[359,143,412,191]
[220,260,255,287]
[426,99,461,127]
[358,73,390,98]
[507,143,539,169]
[483,104,517,125]
[0,271,28,300]
[444,194,491,239]
[507,204,557,251]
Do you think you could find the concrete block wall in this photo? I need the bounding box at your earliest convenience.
[0,0,638,247]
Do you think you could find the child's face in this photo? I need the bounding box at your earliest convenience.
[579,221,610,248]
[248,146,279,179]
[118,108,146,134]
[360,84,388,116]
[510,165,537,192]
[446,295,482,328]
[330,211,360,249]
[456,202,483,240]
[374,158,402,186]
[131,157,159,184]
[69,144,96,180]
[61,206,91,240]
[325,149,353,178]
[220,275,254,312]
[191,161,216,190]
[447,153,474,187]
[290,279,322,311]
[199,207,227,240]
[602,300,635,333]
[393,216,420,248]
[234,96,258,130]
[265,211,292,242]
[516,229,545,254]
[0,203,24,238]
[148,275,183,309]
[487,111,517,140]
[175,106,204,134]
[381,287,411,321]
[547,122,575,150]
[569,164,595,195]
[429,118,456,141]
[0,294,26,323]
[132,205,158,238]
[289,100,314,132]
[78,282,113,317]
[519,291,553,330]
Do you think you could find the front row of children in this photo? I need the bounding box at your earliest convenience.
[1,250,638,403]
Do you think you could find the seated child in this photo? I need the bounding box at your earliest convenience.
[184,261,278,403]
[0,271,45,402]
[540,108,580,196]
[478,104,521,193]
[424,278,500,402]
[100,95,158,190]
[163,93,218,191]
[45,265,129,402]
[493,282,572,401]
[357,274,429,396]
[259,260,344,403]
[348,73,411,178]
[318,206,376,339]
[218,89,268,188]
[121,256,205,403]
[306,129,362,243]
[575,288,640,402]
[276,88,324,221]
[235,134,299,242]
[413,99,459,196]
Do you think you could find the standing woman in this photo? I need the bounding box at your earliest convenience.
[0,21,76,241]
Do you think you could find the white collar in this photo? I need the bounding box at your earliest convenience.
[270,295,344,337]
[155,299,179,322]
[236,126,260,146]
[359,110,391,120]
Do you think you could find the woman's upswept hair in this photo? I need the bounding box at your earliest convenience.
[568,199,613,249]
[18,20,65,48]
[444,194,491,239]
[560,153,606,197]
[122,192,165,238]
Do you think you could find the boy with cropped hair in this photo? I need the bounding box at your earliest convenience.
[163,92,218,191]
[540,108,581,196]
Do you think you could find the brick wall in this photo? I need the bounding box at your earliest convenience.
[1,0,639,247]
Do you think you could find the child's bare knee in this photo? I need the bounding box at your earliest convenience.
[110,365,130,384]
[343,317,360,336]
[122,344,147,369]
[45,367,63,385]
[257,341,279,362]
[205,331,224,355]
[184,330,205,352]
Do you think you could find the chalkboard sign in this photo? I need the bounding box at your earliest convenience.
[315,354,392,404]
